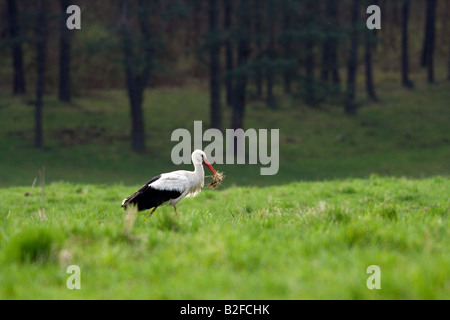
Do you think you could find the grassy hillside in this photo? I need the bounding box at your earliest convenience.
[0,176,448,299]
[0,79,449,187]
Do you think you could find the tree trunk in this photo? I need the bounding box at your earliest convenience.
[448,37,450,81]
[224,0,234,107]
[364,35,377,101]
[448,50,450,81]
[35,0,47,148]
[120,0,152,154]
[446,0,450,81]
[401,0,414,88]
[321,39,331,83]
[329,1,340,87]
[420,0,436,83]
[304,0,317,107]
[321,0,332,83]
[321,1,340,88]
[266,0,275,109]
[426,0,436,83]
[345,0,359,115]
[254,1,263,99]
[281,1,293,94]
[364,2,378,102]
[59,0,72,102]
[126,79,146,154]
[329,43,340,87]
[209,0,222,130]
[7,0,26,95]
[231,0,250,130]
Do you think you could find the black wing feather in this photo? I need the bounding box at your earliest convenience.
[122,175,182,211]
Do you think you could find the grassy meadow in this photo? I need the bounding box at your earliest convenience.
[0,79,449,299]
[0,177,448,299]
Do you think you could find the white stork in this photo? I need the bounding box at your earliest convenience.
[121,149,217,217]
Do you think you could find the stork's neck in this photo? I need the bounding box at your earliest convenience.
[193,162,204,178]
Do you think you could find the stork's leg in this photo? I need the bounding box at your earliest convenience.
[146,207,158,219]
[173,205,178,216]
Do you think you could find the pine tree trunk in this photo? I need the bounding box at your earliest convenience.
[35,0,47,148]
[120,0,153,154]
[126,82,146,154]
[209,0,222,130]
[401,0,414,88]
[282,1,292,94]
[304,0,317,107]
[224,0,234,107]
[329,1,340,87]
[231,0,250,130]
[321,0,333,83]
[254,1,263,99]
[266,0,275,109]
[345,0,359,115]
[425,0,436,83]
[448,50,450,81]
[321,1,340,87]
[420,0,436,84]
[364,27,377,101]
[448,39,450,81]
[59,0,72,102]
[330,39,340,87]
[321,40,331,83]
[7,0,26,95]
[446,0,450,81]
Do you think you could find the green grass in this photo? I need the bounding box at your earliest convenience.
[0,176,448,299]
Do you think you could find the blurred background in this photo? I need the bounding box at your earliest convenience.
[0,0,449,187]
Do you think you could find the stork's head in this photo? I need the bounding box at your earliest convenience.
[192,149,217,174]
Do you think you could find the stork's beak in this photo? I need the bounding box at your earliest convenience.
[202,158,217,175]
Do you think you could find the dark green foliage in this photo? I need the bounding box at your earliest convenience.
[0,0,448,128]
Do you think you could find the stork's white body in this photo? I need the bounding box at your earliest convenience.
[150,166,205,206]
[121,150,216,216]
